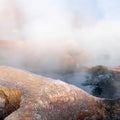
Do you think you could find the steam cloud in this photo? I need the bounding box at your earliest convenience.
[0,0,120,67]
[0,0,120,95]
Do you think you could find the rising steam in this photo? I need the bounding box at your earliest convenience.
[0,0,120,67]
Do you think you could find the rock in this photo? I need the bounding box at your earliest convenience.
[83,65,120,99]
[0,90,8,120]
[0,88,21,119]
[0,66,119,119]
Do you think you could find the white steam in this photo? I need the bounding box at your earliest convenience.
[0,0,120,69]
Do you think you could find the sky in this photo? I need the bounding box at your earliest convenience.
[0,0,120,66]
[0,0,120,40]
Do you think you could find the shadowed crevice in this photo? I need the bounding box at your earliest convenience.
[0,87,22,120]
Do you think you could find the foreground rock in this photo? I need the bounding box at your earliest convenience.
[0,66,119,120]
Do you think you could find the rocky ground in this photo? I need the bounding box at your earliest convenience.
[0,66,119,120]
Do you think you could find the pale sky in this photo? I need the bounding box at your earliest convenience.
[14,0,120,23]
[0,0,120,41]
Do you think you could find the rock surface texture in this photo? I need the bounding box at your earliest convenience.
[0,66,119,120]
